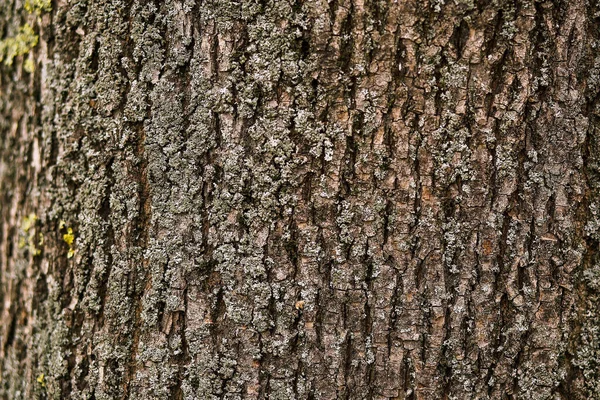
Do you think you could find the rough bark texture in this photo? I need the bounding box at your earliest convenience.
[0,0,600,399]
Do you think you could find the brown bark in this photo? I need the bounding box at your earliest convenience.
[0,0,599,399]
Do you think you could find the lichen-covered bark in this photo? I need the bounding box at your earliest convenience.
[0,0,600,399]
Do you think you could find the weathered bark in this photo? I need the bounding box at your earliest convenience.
[0,0,599,398]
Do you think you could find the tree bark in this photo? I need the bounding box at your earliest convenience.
[0,0,599,399]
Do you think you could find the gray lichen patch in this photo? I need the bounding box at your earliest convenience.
[0,0,599,399]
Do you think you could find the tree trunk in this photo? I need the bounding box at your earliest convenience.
[0,0,599,398]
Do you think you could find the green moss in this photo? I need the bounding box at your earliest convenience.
[0,0,51,71]
[63,228,74,246]
[36,373,46,387]
[60,222,76,258]
[0,23,38,67]
[19,213,42,256]
[24,58,35,73]
[21,213,37,232]
[24,0,52,15]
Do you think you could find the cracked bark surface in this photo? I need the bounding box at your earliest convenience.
[0,0,600,399]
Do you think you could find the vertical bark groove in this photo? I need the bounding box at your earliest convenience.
[0,0,599,399]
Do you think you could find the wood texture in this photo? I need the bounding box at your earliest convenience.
[0,0,599,398]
